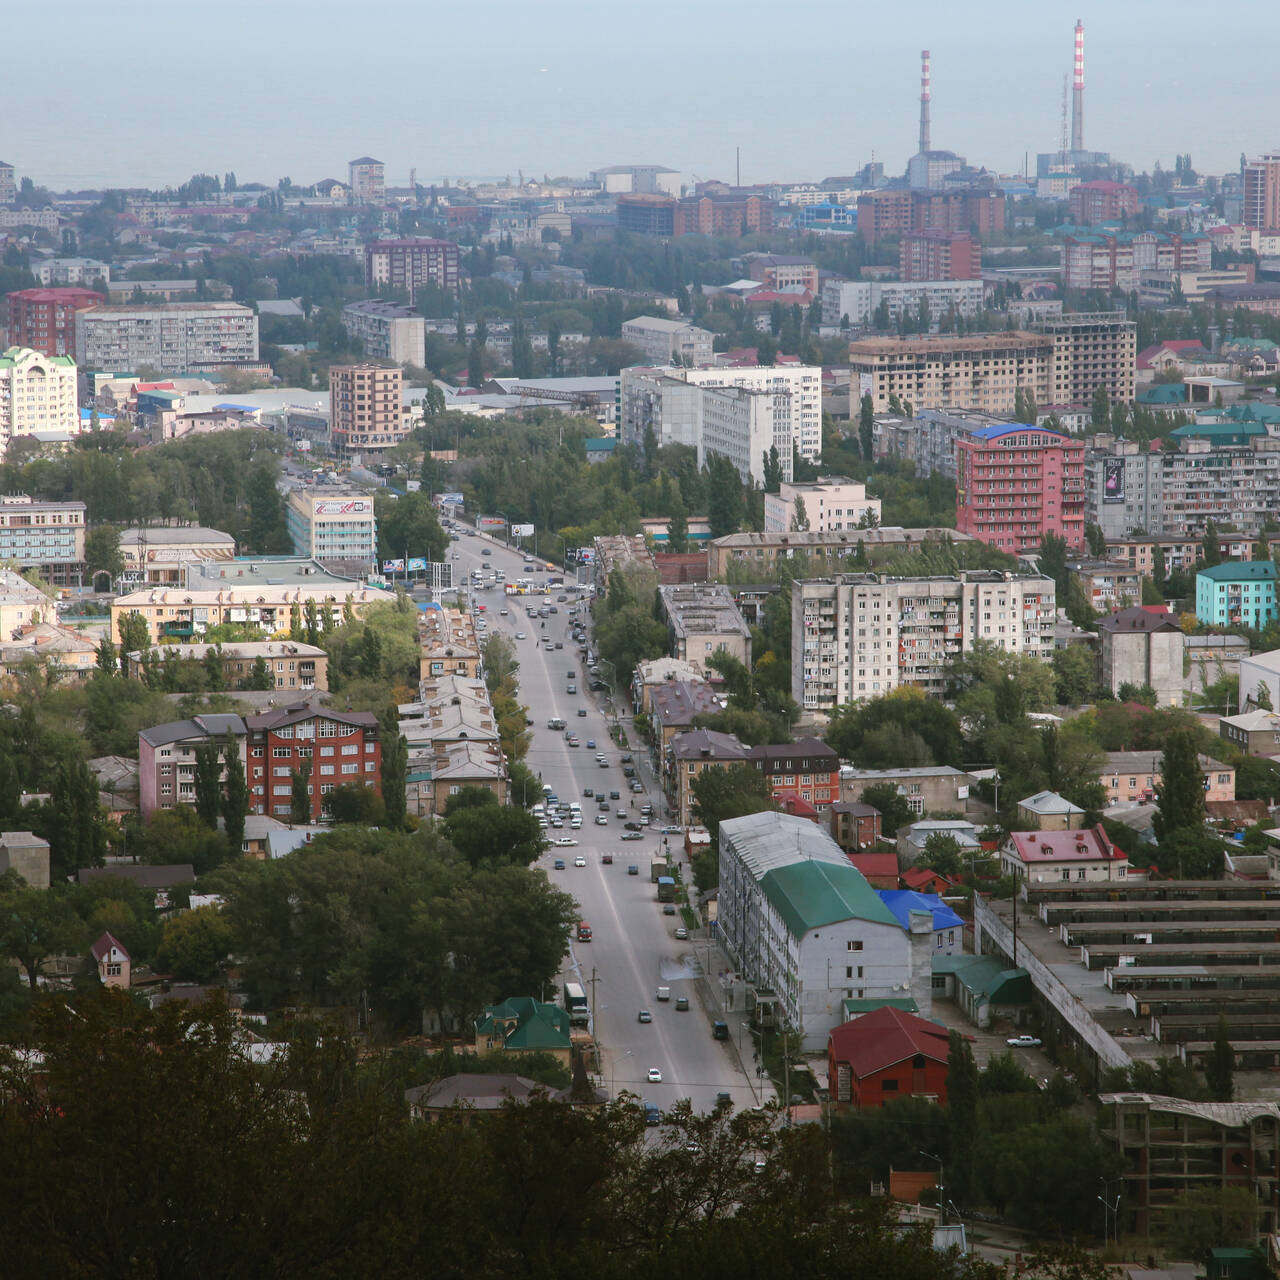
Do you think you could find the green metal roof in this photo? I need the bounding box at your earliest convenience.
[758,860,899,939]
[933,954,1031,1004]
[474,996,570,1050]
[1197,560,1278,584]
[841,996,919,1016]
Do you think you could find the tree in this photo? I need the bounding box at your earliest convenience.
[245,464,289,554]
[323,784,386,826]
[1085,523,1107,559]
[441,798,545,867]
[858,782,914,838]
[1141,575,1164,605]
[1051,645,1096,706]
[290,757,313,825]
[380,718,408,830]
[1256,682,1274,712]
[156,905,234,981]
[918,834,963,877]
[1158,1186,1260,1262]
[666,494,689,555]
[0,875,87,989]
[117,610,150,652]
[222,735,248,853]
[95,635,118,677]
[375,489,448,565]
[1091,383,1110,428]
[859,393,874,461]
[705,455,744,538]
[1201,518,1223,568]
[1152,542,1167,587]
[1037,532,1069,600]
[248,656,275,690]
[688,764,776,889]
[1205,1014,1235,1102]
[84,524,124,581]
[947,1030,979,1203]
[1153,729,1206,845]
[193,742,223,830]
[761,445,783,494]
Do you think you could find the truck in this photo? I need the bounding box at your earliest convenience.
[656,986,671,1002]
[547,717,566,731]
[650,858,671,883]
[576,921,592,942]
[656,876,676,903]
[563,981,589,1027]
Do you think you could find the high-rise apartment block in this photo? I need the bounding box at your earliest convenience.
[1060,230,1209,292]
[347,156,385,204]
[821,278,985,328]
[0,346,79,454]
[847,332,1053,418]
[340,300,426,366]
[1067,180,1139,225]
[856,188,1005,241]
[74,302,259,373]
[328,364,406,455]
[363,238,460,295]
[1244,153,1280,233]
[955,424,1086,553]
[620,316,714,366]
[791,570,1056,711]
[1040,312,1135,409]
[7,288,103,357]
[899,230,979,281]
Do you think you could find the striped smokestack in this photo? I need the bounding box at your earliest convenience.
[919,49,931,154]
[1071,19,1084,153]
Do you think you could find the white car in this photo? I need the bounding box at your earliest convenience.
[570,818,582,829]
[554,837,577,847]
[574,856,587,867]
[515,632,527,640]
[660,825,683,835]
[500,609,509,616]
[647,1068,663,1083]
[1006,1035,1043,1048]
[595,815,608,826]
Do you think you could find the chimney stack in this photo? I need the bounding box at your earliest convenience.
[919,50,932,154]
[1071,19,1084,154]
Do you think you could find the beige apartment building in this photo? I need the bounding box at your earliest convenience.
[122,641,328,692]
[763,476,881,533]
[657,583,752,675]
[328,363,405,455]
[1040,312,1135,410]
[418,606,482,681]
[0,346,79,453]
[847,332,1054,417]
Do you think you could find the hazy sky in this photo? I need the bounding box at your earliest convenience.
[4,0,1269,191]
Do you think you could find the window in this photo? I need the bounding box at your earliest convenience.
[319,720,338,738]
[881,1079,898,1092]
[273,767,290,778]
[846,967,853,979]
[342,763,359,774]
[342,744,359,756]
[320,765,334,776]
[847,940,863,951]
[251,747,263,758]
[1060,868,1070,881]
[276,725,294,740]
[272,785,291,796]
[106,963,121,977]
[272,747,291,759]
[321,746,335,757]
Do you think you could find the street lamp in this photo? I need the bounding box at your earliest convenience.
[1098,1176,1122,1246]
[919,1150,946,1223]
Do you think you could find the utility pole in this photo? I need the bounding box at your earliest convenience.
[586,965,600,1032]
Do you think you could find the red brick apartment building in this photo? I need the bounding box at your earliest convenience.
[899,230,979,281]
[7,287,104,357]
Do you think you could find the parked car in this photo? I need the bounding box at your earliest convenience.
[1007,1035,1043,1048]
[675,927,688,941]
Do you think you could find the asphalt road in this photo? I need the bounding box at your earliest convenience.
[442,527,758,1113]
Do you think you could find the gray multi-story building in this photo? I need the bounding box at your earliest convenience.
[657,583,752,674]
[340,301,426,367]
[620,315,714,366]
[820,278,985,329]
[1095,605,1184,707]
[912,407,1010,480]
[74,302,259,373]
[792,570,1055,712]
[1083,437,1165,541]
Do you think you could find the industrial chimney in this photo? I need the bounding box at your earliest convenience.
[1071,19,1084,154]
[919,49,932,154]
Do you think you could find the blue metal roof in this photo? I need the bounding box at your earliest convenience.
[877,890,964,934]
[968,422,1067,442]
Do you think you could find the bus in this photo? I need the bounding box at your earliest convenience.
[563,981,589,1027]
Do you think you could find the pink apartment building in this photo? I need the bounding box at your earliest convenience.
[956,424,1086,554]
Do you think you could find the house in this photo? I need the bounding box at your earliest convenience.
[1101,750,1235,806]
[901,866,957,895]
[473,997,572,1066]
[0,831,50,889]
[843,851,899,889]
[667,728,749,827]
[1219,710,1280,758]
[405,1073,551,1123]
[1000,824,1130,884]
[827,1006,951,1108]
[1096,606,1184,708]
[828,801,883,853]
[897,819,982,866]
[91,932,131,988]
[1016,790,1086,830]
[748,737,841,812]
[77,863,195,908]
[842,766,975,820]
[931,954,1031,1029]
[877,890,964,957]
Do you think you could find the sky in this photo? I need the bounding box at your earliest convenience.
[3,0,1269,192]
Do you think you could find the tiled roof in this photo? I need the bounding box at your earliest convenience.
[828,1005,951,1077]
[1006,824,1124,864]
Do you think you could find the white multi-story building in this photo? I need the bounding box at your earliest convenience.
[29,258,111,287]
[74,303,259,373]
[791,569,1056,712]
[0,346,79,455]
[620,315,714,366]
[763,477,881,532]
[347,156,384,204]
[697,384,792,485]
[717,810,911,1051]
[620,362,822,469]
[285,488,377,564]
[340,301,426,367]
[0,161,14,204]
[820,278,986,329]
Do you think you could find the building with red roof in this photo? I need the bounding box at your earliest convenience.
[827,1005,952,1108]
[7,287,103,357]
[999,824,1129,886]
[900,866,955,895]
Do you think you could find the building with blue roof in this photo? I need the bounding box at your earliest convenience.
[1196,561,1279,630]
[877,891,964,956]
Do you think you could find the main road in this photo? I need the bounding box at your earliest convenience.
[437,524,759,1114]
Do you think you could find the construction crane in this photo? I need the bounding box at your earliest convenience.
[510,385,601,414]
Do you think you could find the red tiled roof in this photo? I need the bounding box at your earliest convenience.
[901,866,955,891]
[846,852,899,882]
[829,1006,951,1077]
[1007,823,1123,864]
[90,931,128,963]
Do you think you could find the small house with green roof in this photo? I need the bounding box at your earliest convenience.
[1196,560,1279,630]
[718,810,911,1050]
[473,996,572,1065]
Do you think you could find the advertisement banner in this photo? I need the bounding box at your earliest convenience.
[477,515,506,532]
[511,523,535,538]
[407,557,427,572]
[859,373,874,398]
[576,547,595,564]
[436,492,464,507]
[383,559,405,573]
[1103,459,1125,503]
[315,499,371,515]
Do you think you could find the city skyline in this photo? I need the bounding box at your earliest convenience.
[2,0,1271,192]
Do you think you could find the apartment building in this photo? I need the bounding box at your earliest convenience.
[1067,181,1139,225]
[856,187,1005,241]
[791,569,1055,711]
[820,278,985,329]
[7,288,103,357]
[1060,230,1210,293]
[74,302,259,373]
[29,257,110,287]
[899,230,979,281]
[118,525,236,586]
[763,477,881,533]
[707,527,974,579]
[1106,534,1254,578]
[340,301,426,367]
[286,488,377,564]
[1083,438,1166,541]
[418,605,482,681]
[124,640,328,692]
[667,728,750,826]
[620,315,714,366]
[1068,558,1141,611]
[1096,606,1184,707]
[749,737,841,812]
[0,346,79,453]
[347,156,385,204]
[1163,435,1280,538]
[1196,561,1279,629]
[1244,152,1280,232]
[0,161,16,204]
[1099,750,1234,807]
[620,363,822,474]
[329,363,405,455]
[955,424,1087,553]
[1040,312,1135,410]
[910,408,1008,480]
[749,255,820,293]
[0,495,86,586]
[363,238,460,295]
[657,583,752,674]
[846,332,1053,417]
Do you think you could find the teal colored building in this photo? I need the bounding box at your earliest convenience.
[1195,560,1279,629]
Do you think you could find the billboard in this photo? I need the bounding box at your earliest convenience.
[511,523,535,538]
[382,558,405,573]
[576,547,595,564]
[437,492,464,507]
[859,373,874,398]
[477,515,506,532]
[1103,459,1125,503]
[315,499,371,515]
[406,557,427,572]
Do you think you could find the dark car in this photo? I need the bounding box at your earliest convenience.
[554,641,563,649]
[553,859,565,870]
[481,549,492,556]
[602,852,613,865]
[662,904,676,915]
[583,787,593,798]
[623,766,636,778]
[638,1009,652,1024]
[675,997,689,1011]
[627,864,639,875]
[609,790,620,800]
[624,821,641,831]
[577,708,587,717]
[620,753,633,763]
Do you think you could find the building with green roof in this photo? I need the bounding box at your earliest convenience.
[0,345,80,452]
[473,996,572,1065]
[718,811,912,1050]
[932,955,1030,1029]
[1196,560,1279,629]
